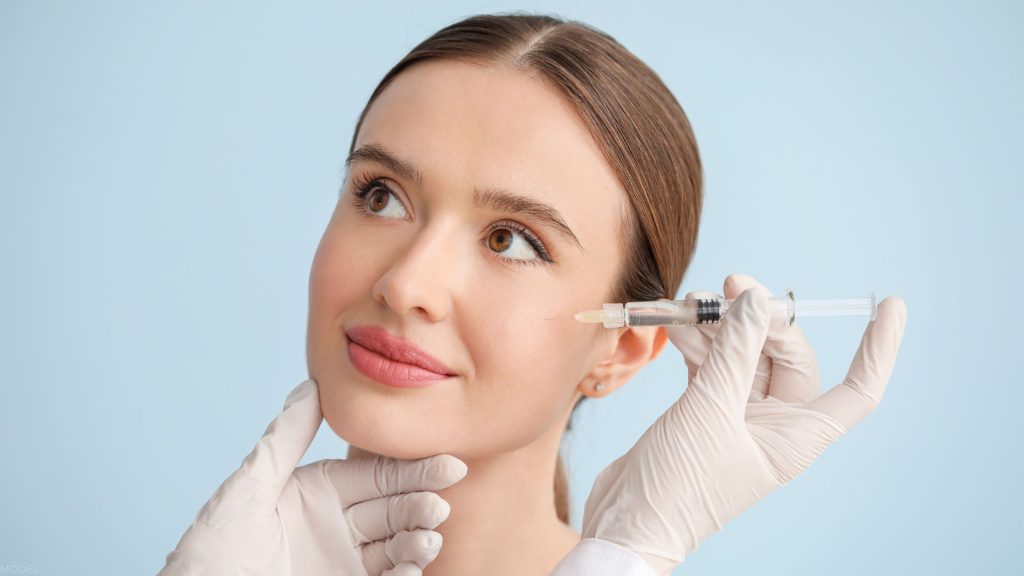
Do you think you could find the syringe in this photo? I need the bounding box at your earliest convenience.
[573,289,877,328]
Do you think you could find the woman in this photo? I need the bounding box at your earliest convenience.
[309,12,696,574]
[160,12,907,576]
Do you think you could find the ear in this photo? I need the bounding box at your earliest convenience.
[577,324,669,398]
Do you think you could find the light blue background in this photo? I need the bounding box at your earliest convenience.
[1,1,1020,574]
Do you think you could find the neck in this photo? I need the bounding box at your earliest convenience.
[346,409,581,575]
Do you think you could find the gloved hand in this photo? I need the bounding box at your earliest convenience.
[158,378,468,576]
[579,273,907,575]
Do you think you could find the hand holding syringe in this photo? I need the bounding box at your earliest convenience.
[563,274,907,575]
[574,288,877,328]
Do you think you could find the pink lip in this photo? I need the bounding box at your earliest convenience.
[345,325,455,388]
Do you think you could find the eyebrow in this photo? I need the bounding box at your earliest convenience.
[345,143,584,254]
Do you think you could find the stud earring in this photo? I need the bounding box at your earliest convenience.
[594,381,605,392]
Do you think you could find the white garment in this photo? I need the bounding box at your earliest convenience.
[549,538,660,576]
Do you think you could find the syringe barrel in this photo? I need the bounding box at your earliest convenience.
[613,289,797,328]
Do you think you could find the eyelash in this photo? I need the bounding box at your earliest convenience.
[348,173,554,267]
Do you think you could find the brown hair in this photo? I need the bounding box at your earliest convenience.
[347,12,702,525]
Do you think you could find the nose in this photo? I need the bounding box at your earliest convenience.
[372,222,459,323]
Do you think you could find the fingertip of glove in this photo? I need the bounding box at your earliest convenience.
[430,454,468,485]
[880,295,907,324]
[737,287,771,322]
[683,289,722,301]
[283,378,318,410]
[431,493,452,525]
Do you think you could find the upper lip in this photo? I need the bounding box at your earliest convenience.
[346,325,456,376]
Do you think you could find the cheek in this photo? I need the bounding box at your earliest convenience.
[306,222,372,397]
[307,211,384,335]
[458,291,588,434]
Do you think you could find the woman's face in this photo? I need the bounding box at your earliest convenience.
[307,60,632,460]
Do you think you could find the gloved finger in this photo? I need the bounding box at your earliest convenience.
[720,278,770,400]
[672,285,775,402]
[381,563,422,576]
[361,529,442,575]
[665,290,719,386]
[809,296,907,430]
[670,287,774,399]
[327,453,468,507]
[219,379,322,513]
[681,287,772,423]
[345,491,451,545]
[723,274,819,403]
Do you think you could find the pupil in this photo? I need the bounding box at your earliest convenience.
[371,190,387,211]
[490,229,511,252]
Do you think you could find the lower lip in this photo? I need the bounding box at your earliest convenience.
[346,336,451,388]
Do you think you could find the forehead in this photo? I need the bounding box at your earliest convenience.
[354,59,627,254]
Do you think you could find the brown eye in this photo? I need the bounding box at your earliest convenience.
[368,189,390,212]
[488,228,513,253]
[350,178,409,220]
[484,221,548,265]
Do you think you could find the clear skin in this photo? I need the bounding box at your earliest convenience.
[306,59,669,575]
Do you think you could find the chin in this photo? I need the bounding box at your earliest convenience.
[322,398,450,461]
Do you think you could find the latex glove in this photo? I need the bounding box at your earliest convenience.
[158,378,468,576]
[580,273,907,575]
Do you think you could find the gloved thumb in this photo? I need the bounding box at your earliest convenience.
[683,287,772,423]
[230,378,323,511]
